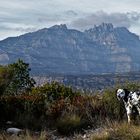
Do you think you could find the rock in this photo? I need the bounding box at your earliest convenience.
[6,128,23,135]
[6,121,13,125]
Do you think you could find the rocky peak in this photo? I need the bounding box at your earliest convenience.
[84,23,115,45]
[85,23,114,34]
[95,23,114,32]
[49,24,67,30]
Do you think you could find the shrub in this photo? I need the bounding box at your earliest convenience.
[70,95,103,125]
[102,88,126,120]
[0,94,46,130]
[0,66,13,95]
[46,98,69,120]
[56,113,86,135]
[32,81,79,102]
[0,96,25,121]
[119,81,140,91]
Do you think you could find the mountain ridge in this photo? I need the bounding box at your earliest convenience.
[0,23,140,74]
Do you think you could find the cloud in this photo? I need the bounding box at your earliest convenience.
[0,22,38,40]
[70,11,140,31]
[127,12,140,21]
[1,27,37,33]
[0,0,140,39]
[0,22,36,31]
[64,10,78,16]
[37,10,78,24]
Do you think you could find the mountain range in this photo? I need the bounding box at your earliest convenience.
[0,23,140,75]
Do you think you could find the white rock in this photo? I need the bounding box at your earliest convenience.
[83,134,87,138]
[6,128,23,134]
[6,121,13,125]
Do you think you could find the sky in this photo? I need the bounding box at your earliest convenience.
[0,0,140,40]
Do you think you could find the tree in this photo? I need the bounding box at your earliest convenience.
[0,66,13,95]
[6,59,35,95]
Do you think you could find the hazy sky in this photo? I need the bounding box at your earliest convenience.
[0,0,140,40]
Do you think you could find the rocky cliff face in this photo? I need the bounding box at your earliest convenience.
[0,23,140,74]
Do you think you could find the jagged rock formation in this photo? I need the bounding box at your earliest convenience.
[0,23,140,74]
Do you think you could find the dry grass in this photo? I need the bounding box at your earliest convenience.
[0,131,48,140]
[91,121,140,140]
[1,122,140,140]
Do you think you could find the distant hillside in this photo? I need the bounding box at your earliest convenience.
[34,72,140,91]
[0,23,140,74]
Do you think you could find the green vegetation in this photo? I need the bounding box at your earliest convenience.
[56,114,83,135]
[6,59,35,95]
[0,59,35,95]
[1,60,140,139]
[32,81,78,102]
[0,65,13,95]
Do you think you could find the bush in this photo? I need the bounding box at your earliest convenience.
[118,81,140,91]
[0,96,25,121]
[32,81,79,102]
[70,95,104,125]
[0,66,13,95]
[56,113,86,135]
[0,94,46,130]
[102,89,126,120]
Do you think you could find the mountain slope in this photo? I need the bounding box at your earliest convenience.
[0,23,140,74]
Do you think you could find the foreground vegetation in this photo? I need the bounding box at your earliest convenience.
[1,122,140,140]
[1,60,140,139]
[91,122,140,140]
